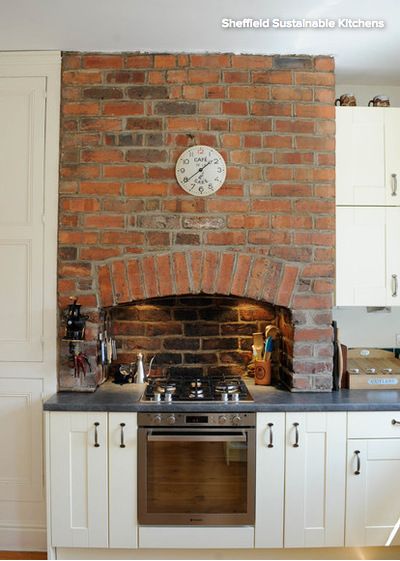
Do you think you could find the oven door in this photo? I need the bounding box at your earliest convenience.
[138,427,255,525]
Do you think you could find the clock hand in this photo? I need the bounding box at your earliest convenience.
[184,161,212,182]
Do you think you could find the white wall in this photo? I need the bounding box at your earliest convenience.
[332,306,400,348]
[336,84,400,107]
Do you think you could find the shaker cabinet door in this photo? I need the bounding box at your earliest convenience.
[109,412,138,549]
[49,412,108,548]
[254,412,285,548]
[284,412,346,548]
[346,438,400,546]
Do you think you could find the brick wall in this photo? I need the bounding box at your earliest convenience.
[58,52,335,391]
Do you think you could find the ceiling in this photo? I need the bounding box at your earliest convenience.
[1,0,399,85]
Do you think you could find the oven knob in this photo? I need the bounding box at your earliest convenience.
[167,414,176,425]
[153,414,162,425]
[219,415,228,425]
[232,415,242,426]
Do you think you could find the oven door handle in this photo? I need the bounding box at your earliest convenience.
[147,431,247,443]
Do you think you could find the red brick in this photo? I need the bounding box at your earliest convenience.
[182,85,204,99]
[83,55,123,69]
[295,104,335,119]
[249,231,290,245]
[61,198,100,212]
[272,215,312,229]
[125,182,168,196]
[263,135,292,149]
[142,256,158,298]
[191,54,231,67]
[98,264,114,307]
[222,101,248,115]
[207,200,249,213]
[101,232,145,245]
[81,118,122,132]
[253,70,292,84]
[271,86,312,101]
[294,327,333,340]
[276,265,299,307]
[244,135,262,148]
[231,55,273,69]
[173,252,190,294]
[318,153,335,166]
[125,55,154,68]
[314,88,336,104]
[207,86,226,98]
[314,56,335,72]
[265,167,292,181]
[251,102,291,117]
[223,71,249,83]
[231,255,252,296]
[188,69,220,83]
[103,165,144,179]
[80,181,121,195]
[294,232,334,246]
[59,263,92,278]
[231,118,273,132]
[275,152,314,165]
[296,136,334,151]
[202,251,220,294]
[79,247,122,260]
[229,86,269,99]
[102,101,144,116]
[63,71,102,85]
[302,264,335,277]
[167,117,208,130]
[246,257,268,299]
[62,54,81,70]
[84,214,124,229]
[216,253,235,295]
[295,72,335,86]
[313,280,335,294]
[206,231,246,245]
[81,149,123,163]
[190,251,203,293]
[275,119,315,134]
[58,231,99,245]
[127,259,145,300]
[154,55,176,68]
[63,102,100,116]
[156,254,174,296]
[252,200,292,213]
[112,260,130,303]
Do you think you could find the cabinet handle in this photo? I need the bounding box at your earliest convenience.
[392,419,400,425]
[266,422,274,448]
[293,422,299,448]
[94,422,100,447]
[354,450,361,475]
[120,422,126,448]
[391,173,398,196]
[392,274,398,297]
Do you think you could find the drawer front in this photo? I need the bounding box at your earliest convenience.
[348,411,400,439]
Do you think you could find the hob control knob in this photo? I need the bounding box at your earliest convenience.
[219,415,228,425]
[232,415,242,426]
[167,414,176,425]
[153,414,162,425]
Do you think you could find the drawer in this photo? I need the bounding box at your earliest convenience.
[348,411,400,439]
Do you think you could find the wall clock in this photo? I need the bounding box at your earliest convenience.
[175,145,226,197]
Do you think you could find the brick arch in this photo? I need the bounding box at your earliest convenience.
[96,250,299,309]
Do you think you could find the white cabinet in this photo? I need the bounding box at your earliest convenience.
[336,206,400,306]
[48,412,108,548]
[284,412,346,548]
[336,107,400,206]
[346,411,400,547]
[109,413,138,549]
[255,413,285,548]
[47,411,138,551]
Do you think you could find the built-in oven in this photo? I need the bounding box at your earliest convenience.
[138,412,256,526]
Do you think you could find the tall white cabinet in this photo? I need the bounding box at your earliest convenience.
[0,52,60,550]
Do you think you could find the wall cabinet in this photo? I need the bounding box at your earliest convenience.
[346,411,400,547]
[47,411,138,550]
[336,107,400,206]
[336,206,400,306]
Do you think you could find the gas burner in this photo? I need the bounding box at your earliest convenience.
[155,380,176,394]
[190,379,203,389]
[215,379,240,394]
[188,388,205,399]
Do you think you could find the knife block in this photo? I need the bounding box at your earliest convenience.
[254,359,271,386]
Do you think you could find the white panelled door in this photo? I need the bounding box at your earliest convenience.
[255,412,285,548]
[49,412,108,548]
[284,412,346,548]
[0,77,46,361]
[109,413,138,549]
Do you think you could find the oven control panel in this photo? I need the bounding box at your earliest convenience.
[138,412,256,427]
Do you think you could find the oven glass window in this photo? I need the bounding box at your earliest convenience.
[147,439,248,514]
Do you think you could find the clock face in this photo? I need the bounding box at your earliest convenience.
[175,145,226,197]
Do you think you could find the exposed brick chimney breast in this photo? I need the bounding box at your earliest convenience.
[58,52,335,391]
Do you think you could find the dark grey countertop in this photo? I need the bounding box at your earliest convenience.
[43,379,400,412]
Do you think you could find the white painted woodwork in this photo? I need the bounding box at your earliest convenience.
[0,50,60,556]
[109,413,138,549]
[336,206,400,306]
[254,413,284,548]
[138,526,255,549]
[0,378,43,501]
[348,411,400,439]
[49,412,108,548]
[346,438,400,546]
[336,107,400,206]
[284,412,346,548]
[0,76,45,362]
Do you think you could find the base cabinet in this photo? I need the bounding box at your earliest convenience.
[346,412,400,547]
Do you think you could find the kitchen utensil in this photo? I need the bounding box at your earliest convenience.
[335,93,357,106]
[368,95,390,107]
[254,360,271,386]
[252,332,264,360]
